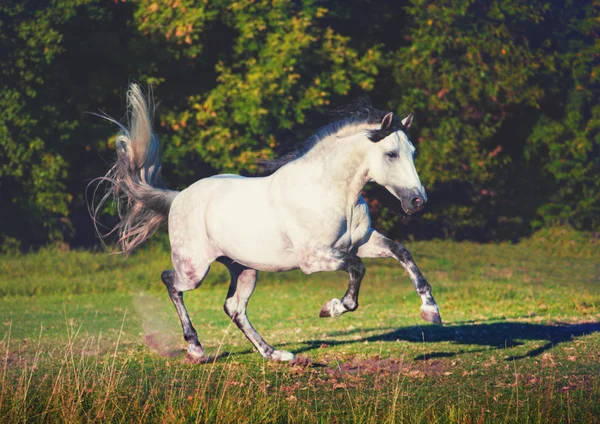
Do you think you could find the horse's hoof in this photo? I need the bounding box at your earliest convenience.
[185,353,213,364]
[319,303,331,318]
[186,344,207,360]
[270,350,295,362]
[319,298,345,318]
[420,304,442,325]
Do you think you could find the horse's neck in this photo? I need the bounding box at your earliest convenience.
[304,137,369,208]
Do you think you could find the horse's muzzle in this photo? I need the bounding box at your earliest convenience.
[398,189,427,215]
[411,196,424,210]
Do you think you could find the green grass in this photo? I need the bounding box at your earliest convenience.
[1,229,599,422]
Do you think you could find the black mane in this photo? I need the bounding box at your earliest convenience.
[261,103,404,172]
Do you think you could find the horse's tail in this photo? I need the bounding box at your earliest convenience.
[89,84,178,256]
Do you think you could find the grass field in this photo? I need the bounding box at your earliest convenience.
[1,228,599,423]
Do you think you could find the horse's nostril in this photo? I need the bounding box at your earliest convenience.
[411,197,423,208]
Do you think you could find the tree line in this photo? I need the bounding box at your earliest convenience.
[1,0,598,251]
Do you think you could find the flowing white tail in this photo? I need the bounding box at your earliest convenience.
[89,84,178,255]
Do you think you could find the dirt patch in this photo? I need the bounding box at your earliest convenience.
[288,354,449,380]
[522,372,598,393]
[2,350,23,368]
[289,355,313,367]
[282,355,451,393]
[326,356,447,377]
[0,348,40,370]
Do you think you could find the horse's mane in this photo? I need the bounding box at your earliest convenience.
[261,102,398,172]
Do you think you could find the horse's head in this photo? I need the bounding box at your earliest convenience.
[365,112,427,215]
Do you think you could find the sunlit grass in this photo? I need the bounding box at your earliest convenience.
[1,229,599,422]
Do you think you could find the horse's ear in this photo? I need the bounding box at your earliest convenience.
[381,112,393,129]
[401,113,414,129]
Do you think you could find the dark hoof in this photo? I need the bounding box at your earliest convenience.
[319,303,332,318]
[319,298,346,318]
[421,309,443,325]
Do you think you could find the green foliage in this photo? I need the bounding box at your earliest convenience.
[134,0,216,60]
[148,0,381,174]
[380,0,597,236]
[0,0,598,248]
[394,0,546,186]
[526,0,600,229]
[0,0,83,242]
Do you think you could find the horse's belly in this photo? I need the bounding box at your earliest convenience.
[214,220,299,271]
[202,178,300,271]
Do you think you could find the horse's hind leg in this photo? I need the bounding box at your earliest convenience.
[161,253,211,361]
[219,258,295,362]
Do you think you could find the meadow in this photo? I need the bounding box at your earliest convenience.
[1,228,599,423]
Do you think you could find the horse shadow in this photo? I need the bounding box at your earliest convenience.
[290,321,600,361]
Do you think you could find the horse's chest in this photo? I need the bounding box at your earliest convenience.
[284,193,371,252]
[331,201,371,251]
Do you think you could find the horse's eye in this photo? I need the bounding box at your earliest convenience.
[386,151,398,159]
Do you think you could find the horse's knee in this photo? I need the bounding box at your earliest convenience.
[390,242,412,262]
[350,259,366,276]
[224,298,239,318]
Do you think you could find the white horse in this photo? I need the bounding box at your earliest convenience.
[93,84,442,362]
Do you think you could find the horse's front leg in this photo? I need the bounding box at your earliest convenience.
[357,230,442,324]
[298,245,365,318]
